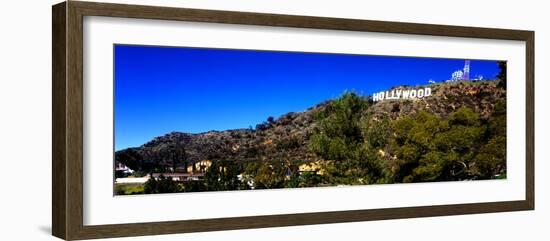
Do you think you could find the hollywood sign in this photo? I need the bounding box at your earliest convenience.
[373,87,432,102]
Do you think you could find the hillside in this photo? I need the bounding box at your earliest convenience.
[368,80,505,119]
[116,80,506,176]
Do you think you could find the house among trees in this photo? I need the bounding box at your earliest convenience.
[115,161,134,177]
[151,172,205,182]
[187,160,213,173]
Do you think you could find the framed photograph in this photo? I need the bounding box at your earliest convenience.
[52,1,534,240]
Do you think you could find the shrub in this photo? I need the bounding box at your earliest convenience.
[143,175,180,194]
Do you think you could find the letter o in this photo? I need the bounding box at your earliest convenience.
[417,89,424,98]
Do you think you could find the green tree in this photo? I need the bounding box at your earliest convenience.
[473,101,506,179]
[390,111,443,182]
[253,161,287,189]
[115,148,142,172]
[204,160,244,191]
[434,107,484,180]
[310,92,366,161]
[390,108,489,182]
[143,175,180,194]
[474,135,506,179]
[181,180,206,192]
[496,61,507,88]
[362,114,391,150]
[309,92,384,184]
[170,145,187,172]
[298,171,324,187]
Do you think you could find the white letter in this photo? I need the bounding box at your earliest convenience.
[424,87,432,97]
[396,90,402,98]
[417,89,424,98]
[410,90,417,98]
[403,90,410,99]
[373,92,380,102]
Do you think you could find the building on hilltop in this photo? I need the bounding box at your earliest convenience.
[447,60,471,82]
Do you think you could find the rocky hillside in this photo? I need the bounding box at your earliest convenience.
[116,80,505,171]
[368,80,506,120]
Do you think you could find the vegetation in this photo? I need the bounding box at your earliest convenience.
[309,91,506,185]
[309,92,385,185]
[115,183,144,195]
[143,175,180,194]
[116,80,507,194]
[497,61,507,88]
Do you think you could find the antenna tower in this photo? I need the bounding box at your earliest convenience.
[463,60,470,80]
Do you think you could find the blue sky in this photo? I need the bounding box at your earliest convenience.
[114,45,500,150]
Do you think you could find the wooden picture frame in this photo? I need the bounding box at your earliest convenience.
[52,1,534,240]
